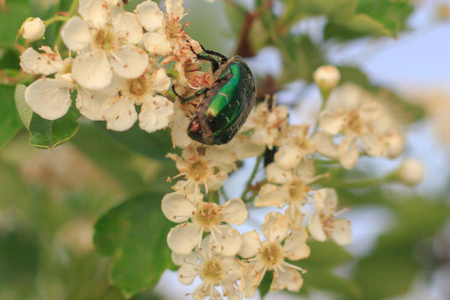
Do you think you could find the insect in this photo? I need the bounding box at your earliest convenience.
[174,46,256,145]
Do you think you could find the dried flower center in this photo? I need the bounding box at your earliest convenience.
[260,241,284,270]
[288,180,311,203]
[188,160,210,181]
[192,202,221,231]
[93,27,117,52]
[200,258,223,283]
[346,110,363,134]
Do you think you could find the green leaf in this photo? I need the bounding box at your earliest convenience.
[354,199,450,299]
[278,35,326,84]
[94,194,174,298]
[303,268,361,298]
[0,85,23,148]
[224,0,248,36]
[71,123,156,195]
[301,240,353,269]
[14,84,32,130]
[258,271,273,298]
[324,0,414,40]
[28,102,80,149]
[0,0,31,48]
[96,122,176,161]
[280,0,357,28]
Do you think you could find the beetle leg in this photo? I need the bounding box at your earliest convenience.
[172,85,208,104]
[200,44,228,63]
[190,45,219,73]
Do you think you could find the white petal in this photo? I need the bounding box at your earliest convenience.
[220,198,247,225]
[73,51,113,90]
[360,133,385,157]
[313,132,338,159]
[262,212,289,243]
[139,95,174,133]
[319,110,346,135]
[171,251,197,266]
[232,134,265,160]
[308,213,326,242]
[165,0,185,18]
[25,78,71,120]
[149,68,171,93]
[238,230,260,258]
[111,45,148,79]
[266,162,292,184]
[314,188,338,213]
[206,170,228,191]
[170,109,193,148]
[135,1,164,32]
[255,184,288,207]
[339,135,359,169]
[274,145,302,170]
[330,219,352,245]
[177,264,198,285]
[271,268,303,292]
[19,48,57,75]
[76,87,108,120]
[142,32,172,56]
[113,12,143,44]
[79,0,110,28]
[283,228,310,260]
[161,192,196,223]
[241,264,264,298]
[167,222,202,254]
[212,225,242,256]
[103,96,137,131]
[61,17,91,52]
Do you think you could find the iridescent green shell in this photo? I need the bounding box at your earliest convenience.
[188,56,256,145]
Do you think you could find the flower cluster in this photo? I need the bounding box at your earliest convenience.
[20,0,206,134]
[19,1,421,299]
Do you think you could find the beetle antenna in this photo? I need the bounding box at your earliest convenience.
[190,45,219,73]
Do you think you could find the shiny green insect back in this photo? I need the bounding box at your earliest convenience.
[181,48,256,145]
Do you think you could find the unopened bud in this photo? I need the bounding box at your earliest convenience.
[314,65,341,92]
[396,158,425,186]
[21,17,46,42]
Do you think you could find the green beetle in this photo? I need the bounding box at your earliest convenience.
[175,47,256,145]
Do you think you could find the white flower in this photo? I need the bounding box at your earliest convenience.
[257,162,322,228]
[242,98,288,150]
[21,17,46,42]
[239,213,310,298]
[162,192,247,255]
[309,188,351,246]
[313,65,341,92]
[20,47,75,120]
[319,83,391,169]
[172,235,242,300]
[102,68,174,132]
[274,124,316,169]
[61,7,147,90]
[166,145,230,192]
[20,47,116,121]
[396,158,425,186]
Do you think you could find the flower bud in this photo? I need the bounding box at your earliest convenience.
[313,65,341,92]
[396,158,425,186]
[21,17,46,42]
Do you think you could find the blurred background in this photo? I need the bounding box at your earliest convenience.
[1,0,450,299]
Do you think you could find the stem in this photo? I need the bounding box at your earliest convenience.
[55,0,79,49]
[240,155,263,201]
[45,16,70,26]
[323,174,397,189]
[314,159,340,165]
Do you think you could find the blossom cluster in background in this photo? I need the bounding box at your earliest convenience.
[18,0,424,299]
